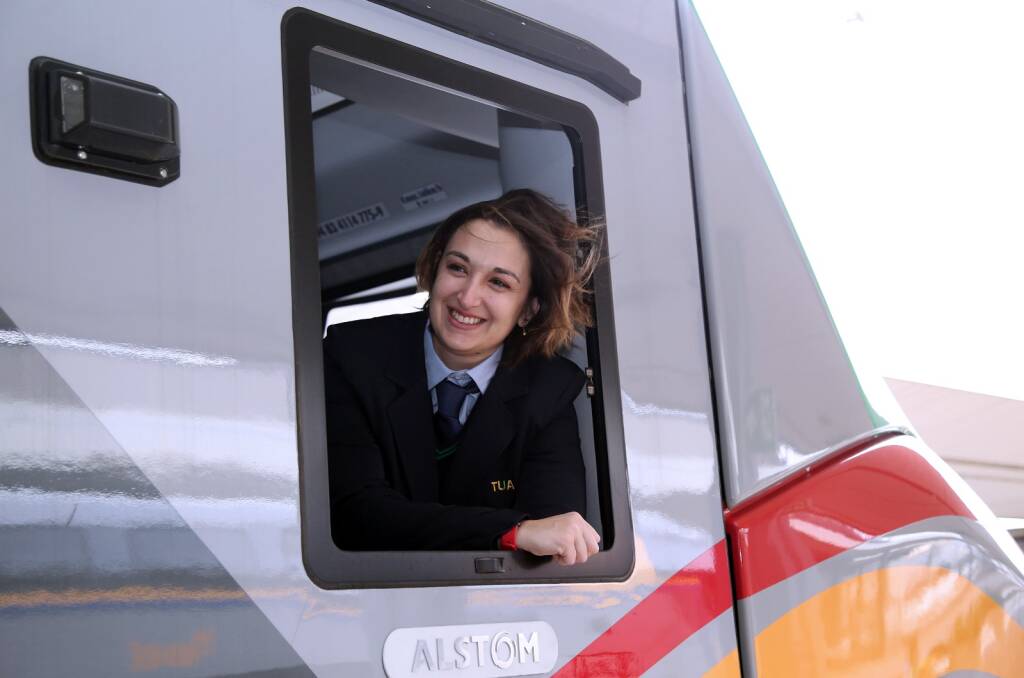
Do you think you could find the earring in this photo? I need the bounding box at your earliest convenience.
[520,324,527,337]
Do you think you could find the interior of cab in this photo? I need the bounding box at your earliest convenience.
[310,49,606,541]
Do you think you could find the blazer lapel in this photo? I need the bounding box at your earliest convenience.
[385,313,438,502]
[444,361,529,493]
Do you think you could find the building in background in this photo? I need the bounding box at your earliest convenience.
[889,378,1024,547]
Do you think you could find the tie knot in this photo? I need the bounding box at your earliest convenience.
[435,375,477,419]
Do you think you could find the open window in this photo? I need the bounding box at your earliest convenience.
[284,8,632,587]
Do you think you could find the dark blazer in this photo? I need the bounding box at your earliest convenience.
[323,310,586,550]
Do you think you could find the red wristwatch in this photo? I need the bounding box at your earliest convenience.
[499,523,519,551]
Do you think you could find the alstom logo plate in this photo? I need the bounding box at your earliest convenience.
[383,622,557,677]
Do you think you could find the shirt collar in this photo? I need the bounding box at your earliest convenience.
[423,320,503,393]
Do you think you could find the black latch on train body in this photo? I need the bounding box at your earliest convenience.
[30,57,180,187]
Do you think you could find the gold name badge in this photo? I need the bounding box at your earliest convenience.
[490,479,515,492]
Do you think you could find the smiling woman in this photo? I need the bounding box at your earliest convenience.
[425,219,534,371]
[416,190,600,369]
[324,190,603,564]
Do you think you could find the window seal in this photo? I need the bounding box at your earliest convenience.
[283,7,633,589]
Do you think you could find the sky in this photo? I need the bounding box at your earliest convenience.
[692,0,1024,401]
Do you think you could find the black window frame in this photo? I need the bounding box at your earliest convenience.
[283,7,632,588]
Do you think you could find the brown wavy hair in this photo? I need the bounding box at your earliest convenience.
[415,189,602,365]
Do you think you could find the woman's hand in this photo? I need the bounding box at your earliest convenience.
[516,512,600,565]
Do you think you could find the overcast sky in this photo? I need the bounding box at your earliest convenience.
[693,0,1024,401]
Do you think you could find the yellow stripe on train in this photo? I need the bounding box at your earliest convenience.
[752,565,1024,676]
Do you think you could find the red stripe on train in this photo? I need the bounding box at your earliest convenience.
[726,436,974,599]
[556,436,970,674]
[552,539,732,678]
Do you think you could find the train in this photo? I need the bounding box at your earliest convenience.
[2,1,1022,676]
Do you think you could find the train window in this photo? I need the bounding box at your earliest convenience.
[283,8,632,587]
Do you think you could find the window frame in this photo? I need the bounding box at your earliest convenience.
[283,7,632,588]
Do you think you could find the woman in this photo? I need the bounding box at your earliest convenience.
[324,189,601,565]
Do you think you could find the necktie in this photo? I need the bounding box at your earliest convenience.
[434,375,477,459]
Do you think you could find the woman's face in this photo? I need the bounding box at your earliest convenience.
[428,219,535,371]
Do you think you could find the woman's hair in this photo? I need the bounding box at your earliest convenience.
[415,189,602,365]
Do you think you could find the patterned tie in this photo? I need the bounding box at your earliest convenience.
[434,375,477,459]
